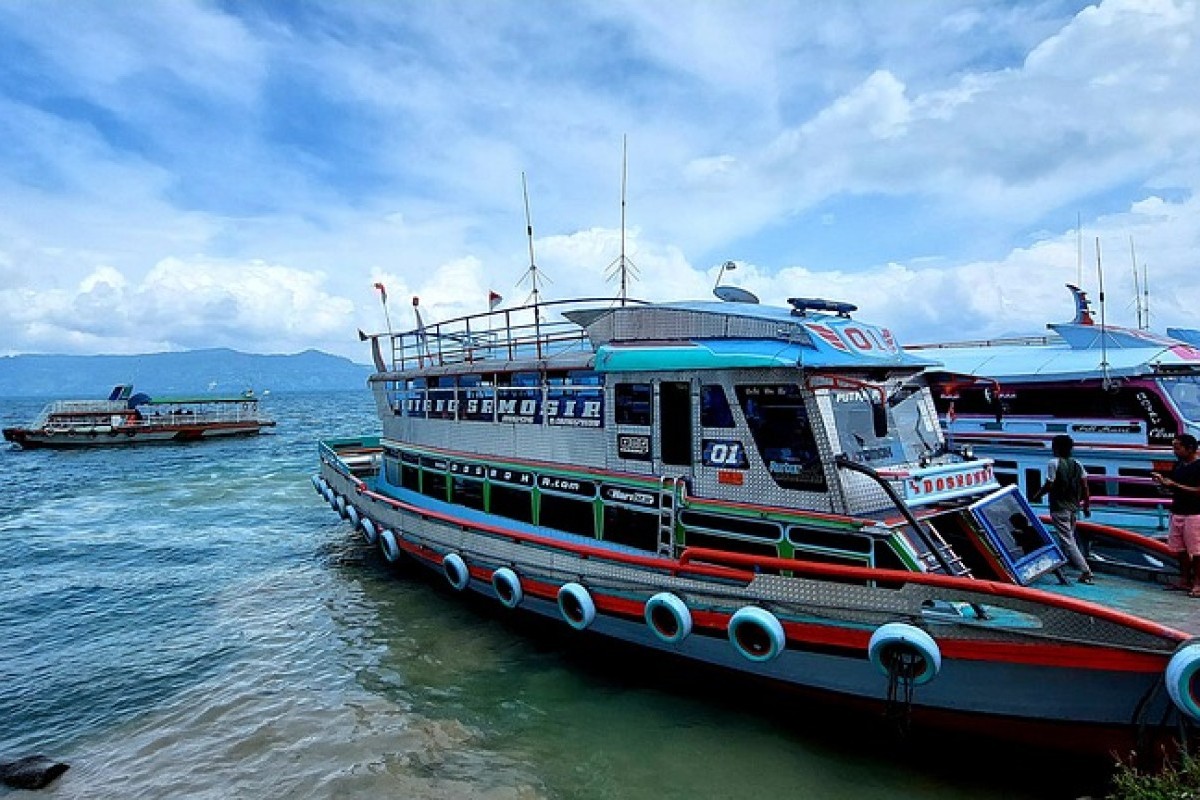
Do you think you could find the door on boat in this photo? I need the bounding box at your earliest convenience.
[659,381,693,469]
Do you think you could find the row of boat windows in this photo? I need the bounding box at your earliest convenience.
[381,453,902,569]
[993,461,1162,499]
[934,384,1184,428]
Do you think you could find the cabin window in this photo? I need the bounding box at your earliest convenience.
[1117,467,1160,500]
[615,383,653,426]
[539,494,595,537]
[1163,377,1200,423]
[490,484,533,523]
[788,526,872,555]
[680,510,782,542]
[452,476,485,511]
[737,384,826,491]
[495,374,541,424]
[427,377,457,420]
[601,504,658,551]
[682,528,778,559]
[402,378,427,419]
[700,385,736,428]
[422,469,448,501]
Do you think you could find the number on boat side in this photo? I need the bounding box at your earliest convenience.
[703,440,748,468]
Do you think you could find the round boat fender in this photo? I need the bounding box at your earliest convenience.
[728,606,786,662]
[311,475,324,495]
[644,592,692,645]
[868,622,942,686]
[442,553,470,591]
[491,567,523,609]
[334,494,347,518]
[557,582,596,630]
[360,517,378,545]
[378,529,401,563]
[1165,642,1200,722]
[346,505,361,529]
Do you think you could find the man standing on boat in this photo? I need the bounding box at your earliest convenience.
[1152,434,1200,597]
[1031,434,1096,585]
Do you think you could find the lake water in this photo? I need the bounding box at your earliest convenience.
[1,391,1110,799]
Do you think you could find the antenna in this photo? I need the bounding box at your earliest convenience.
[1095,237,1113,390]
[1142,262,1150,330]
[1076,212,1083,287]
[604,135,638,305]
[518,172,551,318]
[1129,236,1143,329]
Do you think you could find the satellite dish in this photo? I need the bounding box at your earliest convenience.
[714,285,760,304]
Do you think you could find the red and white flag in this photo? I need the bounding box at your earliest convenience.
[373,282,388,303]
[488,290,503,310]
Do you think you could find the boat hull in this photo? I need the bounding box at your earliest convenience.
[3,421,274,449]
[316,440,1198,757]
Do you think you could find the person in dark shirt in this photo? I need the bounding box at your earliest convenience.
[1152,434,1200,597]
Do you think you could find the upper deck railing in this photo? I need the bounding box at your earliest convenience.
[380,297,646,372]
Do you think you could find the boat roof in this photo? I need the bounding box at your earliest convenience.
[566,298,937,372]
[910,322,1200,382]
[907,285,1200,382]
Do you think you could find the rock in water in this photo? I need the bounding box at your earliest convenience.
[0,755,70,790]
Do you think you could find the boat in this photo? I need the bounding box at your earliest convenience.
[315,289,1200,757]
[907,285,1200,531]
[3,384,276,449]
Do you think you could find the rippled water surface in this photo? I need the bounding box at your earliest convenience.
[1,391,1104,799]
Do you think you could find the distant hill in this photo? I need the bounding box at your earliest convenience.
[0,348,373,397]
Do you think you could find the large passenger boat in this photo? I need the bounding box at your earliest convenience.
[908,285,1200,531]
[3,384,275,449]
[315,291,1200,756]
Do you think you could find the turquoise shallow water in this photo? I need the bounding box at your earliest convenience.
[1,391,1104,799]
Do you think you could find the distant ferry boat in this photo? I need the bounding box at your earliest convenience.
[908,285,1200,531]
[3,384,275,449]
[315,289,1199,756]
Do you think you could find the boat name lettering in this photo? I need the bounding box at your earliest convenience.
[618,434,652,461]
[1071,424,1141,434]
[907,466,994,498]
[487,467,533,486]
[702,440,748,469]
[601,486,657,506]
[1135,391,1163,428]
[538,475,595,496]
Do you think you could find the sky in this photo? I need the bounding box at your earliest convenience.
[1,0,1198,363]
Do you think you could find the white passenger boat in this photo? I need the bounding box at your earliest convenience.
[3,384,275,449]
[316,289,1200,758]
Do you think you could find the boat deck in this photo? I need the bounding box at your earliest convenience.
[1037,575,1200,637]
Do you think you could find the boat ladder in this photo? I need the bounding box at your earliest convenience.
[922,524,972,578]
[657,475,686,558]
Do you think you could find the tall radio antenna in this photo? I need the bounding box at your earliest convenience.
[1129,236,1145,330]
[518,172,551,318]
[604,135,639,305]
[1096,237,1113,390]
[1142,261,1150,331]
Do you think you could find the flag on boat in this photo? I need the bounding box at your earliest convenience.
[489,290,503,310]
[373,282,388,303]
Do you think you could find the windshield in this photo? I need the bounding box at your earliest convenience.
[831,383,943,467]
[1162,376,1200,423]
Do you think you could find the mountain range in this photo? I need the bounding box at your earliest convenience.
[0,348,373,397]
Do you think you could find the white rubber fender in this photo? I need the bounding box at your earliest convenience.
[334,494,347,518]
[491,567,523,609]
[868,622,942,686]
[360,517,378,545]
[442,553,470,591]
[311,475,324,495]
[728,606,786,662]
[1166,642,1200,722]
[378,529,402,563]
[644,592,692,645]
[557,582,596,630]
[346,505,360,530]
